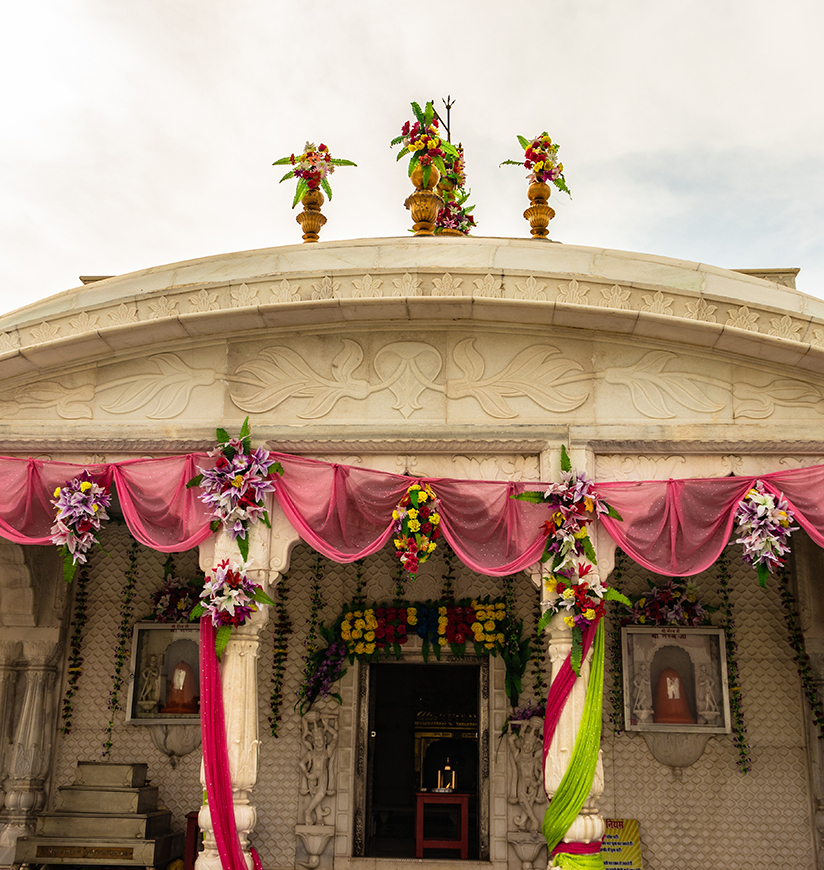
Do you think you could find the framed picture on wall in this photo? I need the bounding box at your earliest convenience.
[125,622,200,725]
[621,626,730,734]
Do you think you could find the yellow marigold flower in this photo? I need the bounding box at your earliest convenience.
[365,631,375,641]
[533,160,544,172]
[341,629,351,640]
[345,612,353,621]
[545,576,558,594]
[484,641,495,649]
[354,610,363,618]
[495,602,506,611]
[352,629,363,639]
[438,617,448,627]
[355,642,366,654]
[53,487,61,497]
[407,508,418,519]
[562,588,575,600]
[355,618,366,629]
[439,606,447,615]
[564,615,575,628]
[428,542,436,552]
[408,519,421,532]
[394,538,404,549]
[392,510,400,520]
[418,490,429,503]
[496,633,505,643]
[439,637,448,646]
[584,609,596,620]
[430,513,440,525]
[410,484,421,491]
[365,643,375,653]
[484,620,495,631]
[470,622,482,633]
[407,607,417,617]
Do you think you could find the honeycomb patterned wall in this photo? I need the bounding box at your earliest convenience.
[600,550,816,869]
[52,522,203,833]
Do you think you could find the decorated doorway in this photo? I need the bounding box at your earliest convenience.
[356,660,488,860]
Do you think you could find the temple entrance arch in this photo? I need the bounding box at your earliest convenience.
[353,654,490,862]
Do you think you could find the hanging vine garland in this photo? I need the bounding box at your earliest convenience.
[296,553,327,713]
[531,594,547,708]
[61,559,91,735]
[440,542,456,601]
[269,573,292,738]
[777,565,824,740]
[499,574,530,707]
[717,549,752,773]
[103,538,139,758]
[352,558,367,609]
[607,548,627,734]
[393,558,406,604]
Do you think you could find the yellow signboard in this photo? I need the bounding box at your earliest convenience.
[602,818,643,869]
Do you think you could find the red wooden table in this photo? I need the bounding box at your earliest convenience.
[414,791,469,860]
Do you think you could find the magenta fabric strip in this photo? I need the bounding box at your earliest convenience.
[200,618,249,870]
[551,840,604,855]
[542,620,599,776]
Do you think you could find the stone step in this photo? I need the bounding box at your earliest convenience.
[36,809,172,839]
[56,784,160,814]
[75,761,148,788]
[15,832,184,867]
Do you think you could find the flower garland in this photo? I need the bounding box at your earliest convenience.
[622,576,712,627]
[501,132,571,195]
[717,549,752,772]
[61,560,91,735]
[500,574,531,706]
[393,482,442,577]
[103,538,138,759]
[191,558,275,659]
[51,471,111,582]
[390,100,460,188]
[777,565,824,740]
[531,594,547,709]
[150,556,203,623]
[607,549,627,734]
[190,417,283,561]
[269,573,292,738]
[272,142,356,208]
[733,480,798,587]
[298,596,526,713]
[539,562,628,674]
[514,446,619,576]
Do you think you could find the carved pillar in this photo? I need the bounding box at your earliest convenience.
[0,640,58,864]
[543,613,605,848]
[196,521,274,870]
[0,642,21,812]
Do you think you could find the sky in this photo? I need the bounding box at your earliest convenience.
[1,0,822,317]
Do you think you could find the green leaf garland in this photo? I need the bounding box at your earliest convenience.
[61,559,91,735]
[269,573,292,738]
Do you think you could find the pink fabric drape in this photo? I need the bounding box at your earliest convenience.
[0,454,214,552]
[4,450,824,577]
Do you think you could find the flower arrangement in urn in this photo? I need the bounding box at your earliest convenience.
[501,132,570,238]
[391,101,460,235]
[272,142,356,242]
[436,145,477,236]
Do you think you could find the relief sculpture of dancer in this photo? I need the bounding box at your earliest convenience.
[299,711,339,826]
[507,715,544,831]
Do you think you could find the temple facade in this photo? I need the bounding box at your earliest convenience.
[0,236,823,869]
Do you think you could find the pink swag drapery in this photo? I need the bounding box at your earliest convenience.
[3,451,824,575]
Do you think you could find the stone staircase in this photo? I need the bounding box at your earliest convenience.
[14,761,184,868]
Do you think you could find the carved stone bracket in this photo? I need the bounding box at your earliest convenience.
[640,732,712,770]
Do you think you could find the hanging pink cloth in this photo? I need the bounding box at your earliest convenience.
[200,618,263,870]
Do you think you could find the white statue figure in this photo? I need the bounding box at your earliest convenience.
[633,662,653,714]
[299,712,339,826]
[507,715,544,831]
[137,654,162,708]
[697,665,718,712]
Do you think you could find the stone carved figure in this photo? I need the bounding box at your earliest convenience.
[632,662,653,723]
[299,712,338,826]
[137,655,162,710]
[697,666,718,712]
[506,716,544,831]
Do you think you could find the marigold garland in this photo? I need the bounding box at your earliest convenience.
[103,538,138,759]
[718,549,752,772]
[777,565,824,740]
[61,560,91,735]
[269,573,292,738]
[393,482,442,577]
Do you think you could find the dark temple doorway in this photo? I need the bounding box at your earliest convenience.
[365,662,480,859]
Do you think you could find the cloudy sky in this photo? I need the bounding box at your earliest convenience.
[1,0,822,316]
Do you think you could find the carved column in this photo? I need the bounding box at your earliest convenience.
[0,642,21,812]
[543,613,605,847]
[196,522,274,870]
[0,640,58,863]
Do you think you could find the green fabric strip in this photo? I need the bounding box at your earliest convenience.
[542,621,605,857]
[552,852,605,869]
